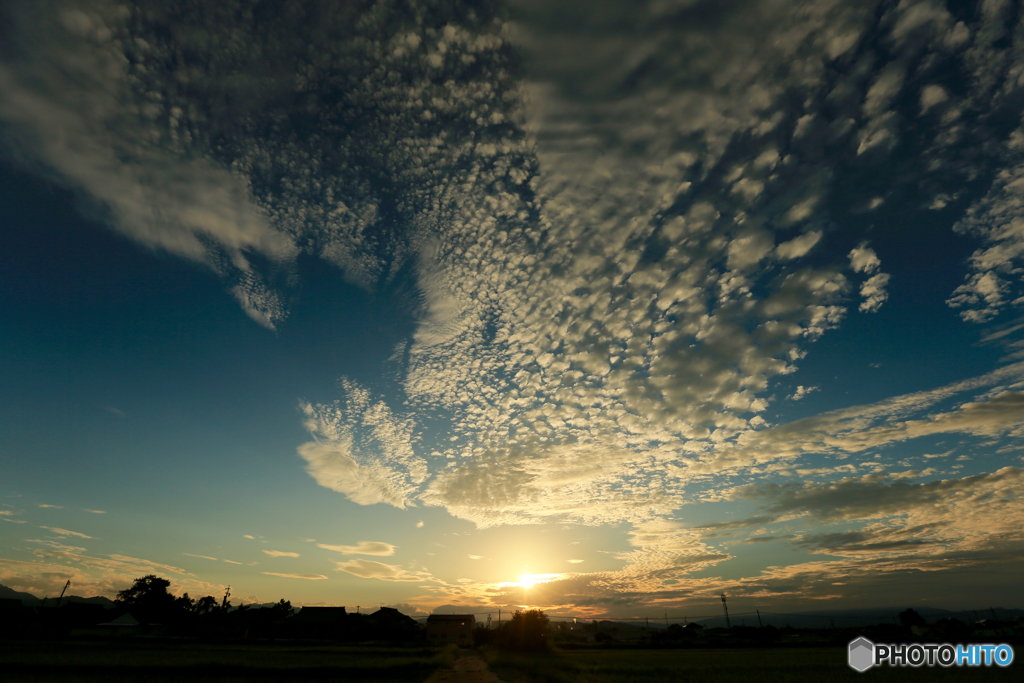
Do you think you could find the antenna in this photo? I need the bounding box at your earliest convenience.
[720,593,731,629]
[55,580,71,608]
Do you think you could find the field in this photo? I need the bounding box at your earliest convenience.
[483,646,1018,682]
[0,640,455,682]
[1,641,1018,682]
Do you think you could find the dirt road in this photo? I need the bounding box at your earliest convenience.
[428,649,504,683]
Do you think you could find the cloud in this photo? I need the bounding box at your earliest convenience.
[39,527,92,539]
[26,539,87,554]
[38,504,62,509]
[859,273,891,313]
[82,509,106,514]
[789,386,819,401]
[243,535,255,540]
[948,156,1024,323]
[4,0,1023,615]
[733,467,1024,523]
[920,84,949,115]
[416,521,425,528]
[848,242,881,274]
[297,381,426,509]
[262,573,328,580]
[223,560,242,565]
[317,541,396,556]
[183,553,218,561]
[775,231,822,260]
[334,560,437,583]
[685,364,1024,475]
[567,559,585,564]
[0,547,219,601]
[468,555,483,560]
[262,550,299,558]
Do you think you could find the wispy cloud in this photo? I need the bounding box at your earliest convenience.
[262,550,299,558]
[39,526,92,539]
[334,560,437,583]
[183,553,218,561]
[0,547,218,601]
[317,541,396,556]
[262,573,327,580]
[38,504,62,509]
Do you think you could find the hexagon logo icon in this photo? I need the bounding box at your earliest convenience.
[848,637,874,672]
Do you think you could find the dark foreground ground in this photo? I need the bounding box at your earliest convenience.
[0,640,455,682]
[0,640,1018,682]
[483,646,1019,682]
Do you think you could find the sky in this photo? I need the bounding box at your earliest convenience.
[1,0,1023,619]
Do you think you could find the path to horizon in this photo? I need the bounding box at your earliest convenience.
[428,649,503,683]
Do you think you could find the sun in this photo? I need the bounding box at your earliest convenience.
[518,574,535,588]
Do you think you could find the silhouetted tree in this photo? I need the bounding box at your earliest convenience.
[898,609,926,628]
[115,575,177,621]
[934,617,970,640]
[269,599,293,619]
[498,609,550,651]
[195,595,218,615]
[174,592,195,613]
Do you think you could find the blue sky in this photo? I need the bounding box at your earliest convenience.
[1,0,1023,617]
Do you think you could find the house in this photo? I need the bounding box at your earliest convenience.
[369,607,420,635]
[426,614,475,646]
[95,612,148,637]
[288,606,348,639]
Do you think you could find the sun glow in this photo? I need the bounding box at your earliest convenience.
[519,574,535,588]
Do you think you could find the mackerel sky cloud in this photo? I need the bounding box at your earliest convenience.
[1,0,1022,615]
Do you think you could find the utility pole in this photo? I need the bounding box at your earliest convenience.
[55,580,71,608]
[720,594,731,629]
[498,609,501,626]
[665,612,668,628]
[756,609,762,628]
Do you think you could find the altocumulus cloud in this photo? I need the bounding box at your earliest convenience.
[4,0,1024,609]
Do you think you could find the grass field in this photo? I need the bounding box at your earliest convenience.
[482,646,1018,682]
[0,640,455,682]
[2,641,1017,682]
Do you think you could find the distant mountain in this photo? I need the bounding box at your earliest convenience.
[0,584,114,608]
[670,606,1024,630]
[0,584,42,605]
[40,595,115,608]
